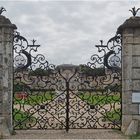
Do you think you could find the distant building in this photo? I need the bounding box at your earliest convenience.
[14,63,121,92]
[56,64,78,71]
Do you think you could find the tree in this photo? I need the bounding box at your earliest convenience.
[79,65,105,76]
[29,68,53,76]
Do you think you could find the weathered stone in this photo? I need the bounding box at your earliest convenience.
[117,17,140,34]
[122,104,139,115]
[122,56,132,79]
[132,69,140,79]
[120,16,140,135]
[122,90,132,104]
[0,34,2,42]
[0,15,16,137]
[132,115,140,120]
[134,37,140,44]
[123,28,134,35]
[123,36,134,44]
[125,119,139,135]
[122,79,132,91]
[132,56,140,67]
[122,55,132,66]
[0,43,3,52]
[122,44,133,56]
[134,28,140,36]
[133,45,140,55]
[0,54,2,63]
[139,105,140,114]
[0,102,2,115]
[133,80,140,91]
[121,115,132,133]
[0,15,16,29]
[122,33,133,38]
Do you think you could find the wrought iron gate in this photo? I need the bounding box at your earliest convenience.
[13,32,122,131]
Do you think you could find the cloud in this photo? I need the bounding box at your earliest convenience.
[1,0,140,65]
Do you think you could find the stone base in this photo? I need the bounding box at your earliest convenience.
[125,119,139,135]
[0,117,11,138]
[0,131,3,139]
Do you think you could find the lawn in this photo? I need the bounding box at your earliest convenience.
[105,108,121,124]
[130,134,140,139]
[13,108,36,129]
[14,91,57,106]
[78,91,121,106]
[13,91,121,129]
[78,91,121,125]
[14,90,121,106]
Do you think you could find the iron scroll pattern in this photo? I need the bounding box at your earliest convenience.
[13,33,122,130]
[13,33,67,130]
[67,34,122,129]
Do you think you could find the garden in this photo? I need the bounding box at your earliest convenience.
[13,83,121,129]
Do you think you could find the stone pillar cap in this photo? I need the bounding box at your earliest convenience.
[117,16,140,34]
[0,15,17,29]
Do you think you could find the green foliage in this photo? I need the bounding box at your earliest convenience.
[13,109,29,122]
[78,91,121,124]
[14,91,56,105]
[130,134,140,139]
[14,83,29,92]
[106,108,121,123]
[78,92,120,105]
[79,65,105,76]
[13,109,36,129]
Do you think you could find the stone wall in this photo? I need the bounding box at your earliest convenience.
[0,15,16,137]
[118,16,140,135]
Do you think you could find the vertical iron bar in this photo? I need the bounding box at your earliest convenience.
[65,81,69,132]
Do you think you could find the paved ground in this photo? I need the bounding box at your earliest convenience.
[5,129,129,139]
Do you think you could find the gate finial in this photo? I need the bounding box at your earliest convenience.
[100,40,103,46]
[32,39,36,45]
[0,7,6,15]
[129,7,140,17]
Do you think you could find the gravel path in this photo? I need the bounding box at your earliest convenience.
[5,129,129,139]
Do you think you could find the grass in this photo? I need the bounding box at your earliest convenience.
[13,91,121,129]
[13,109,36,129]
[14,91,56,106]
[78,91,120,105]
[105,108,121,123]
[130,134,140,139]
[78,92,121,124]
[14,91,121,106]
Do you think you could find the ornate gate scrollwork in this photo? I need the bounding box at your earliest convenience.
[13,32,122,131]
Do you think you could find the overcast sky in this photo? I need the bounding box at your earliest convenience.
[1,0,140,65]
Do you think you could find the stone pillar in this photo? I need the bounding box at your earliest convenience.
[0,15,16,137]
[117,16,140,135]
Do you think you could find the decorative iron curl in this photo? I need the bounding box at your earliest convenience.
[88,34,121,70]
[13,33,55,71]
[13,31,122,130]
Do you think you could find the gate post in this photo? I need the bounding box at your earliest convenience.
[0,12,17,137]
[117,16,140,135]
